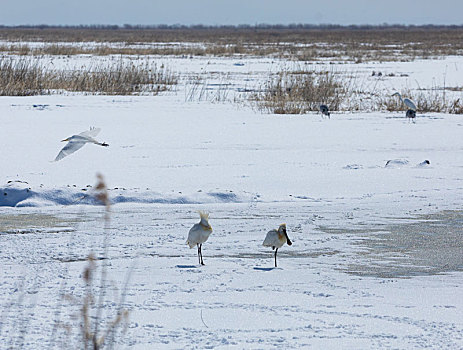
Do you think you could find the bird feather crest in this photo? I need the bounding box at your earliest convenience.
[198,211,212,230]
[199,211,209,221]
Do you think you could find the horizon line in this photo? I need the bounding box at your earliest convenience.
[2,23,463,30]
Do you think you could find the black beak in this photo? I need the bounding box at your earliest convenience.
[284,230,292,246]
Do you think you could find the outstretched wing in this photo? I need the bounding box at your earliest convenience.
[54,141,86,161]
[79,127,101,138]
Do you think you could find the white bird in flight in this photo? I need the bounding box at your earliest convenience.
[263,223,292,267]
[392,92,417,111]
[186,211,213,265]
[54,127,109,161]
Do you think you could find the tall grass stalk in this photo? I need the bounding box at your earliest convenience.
[79,174,129,350]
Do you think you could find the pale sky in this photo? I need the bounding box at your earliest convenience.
[1,0,462,26]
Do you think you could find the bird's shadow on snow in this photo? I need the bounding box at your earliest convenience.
[253,267,278,271]
[176,264,199,269]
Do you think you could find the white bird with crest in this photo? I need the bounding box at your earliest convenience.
[186,211,213,266]
[263,224,292,267]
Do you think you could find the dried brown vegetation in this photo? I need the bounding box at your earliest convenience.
[0,56,177,96]
[381,89,463,114]
[0,57,49,95]
[2,25,463,112]
[0,43,277,57]
[184,74,233,102]
[251,71,463,115]
[2,25,463,61]
[251,69,352,114]
[72,175,129,350]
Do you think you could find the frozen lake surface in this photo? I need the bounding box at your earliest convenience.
[1,205,462,349]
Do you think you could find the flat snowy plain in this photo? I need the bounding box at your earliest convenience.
[1,53,463,349]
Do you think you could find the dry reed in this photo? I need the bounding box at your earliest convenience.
[0,56,177,96]
[381,88,463,114]
[251,69,351,114]
[78,174,129,350]
[2,25,463,62]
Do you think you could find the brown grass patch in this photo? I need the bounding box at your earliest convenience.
[250,69,351,114]
[2,25,463,61]
[0,56,177,96]
[381,88,463,114]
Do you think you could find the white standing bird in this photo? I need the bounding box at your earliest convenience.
[54,127,109,161]
[392,92,417,111]
[263,224,292,267]
[186,211,213,265]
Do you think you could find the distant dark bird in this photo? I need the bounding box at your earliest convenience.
[406,109,416,123]
[319,104,330,118]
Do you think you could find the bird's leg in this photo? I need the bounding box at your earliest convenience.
[274,248,278,268]
[199,244,205,265]
[197,244,201,265]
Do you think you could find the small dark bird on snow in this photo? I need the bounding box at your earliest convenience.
[319,104,330,118]
[406,109,416,123]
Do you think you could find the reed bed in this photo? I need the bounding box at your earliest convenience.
[250,69,352,114]
[250,69,463,114]
[0,56,177,96]
[381,88,463,114]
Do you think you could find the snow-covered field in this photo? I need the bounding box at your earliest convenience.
[1,54,463,349]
